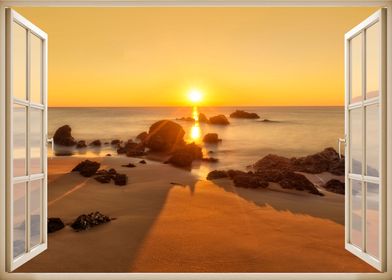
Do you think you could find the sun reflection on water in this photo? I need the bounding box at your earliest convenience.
[190,106,201,142]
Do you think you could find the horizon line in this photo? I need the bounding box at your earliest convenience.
[48,105,345,108]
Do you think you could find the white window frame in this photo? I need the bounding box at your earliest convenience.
[0,1,391,280]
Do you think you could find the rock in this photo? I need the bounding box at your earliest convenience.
[227,169,250,179]
[177,117,195,122]
[72,160,100,177]
[166,143,203,168]
[106,153,112,157]
[136,132,148,142]
[126,146,146,157]
[111,139,121,146]
[53,125,76,146]
[278,172,323,196]
[95,175,111,183]
[202,157,219,163]
[209,115,230,125]
[117,147,127,154]
[203,133,221,144]
[48,218,65,233]
[324,179,345,194]
[89,140,102,147]
[114,174,128,186]
[230,110,260,119]
[71,212,111,231]
[145,120,186,152]
[254,154,294,172]
[207,170,228,180]
[198,113,209,123]
[139,160,147,164]
[122,163,136,168]
[255,168,287,182]
[76,140,87,149]
[104,142,109,145]
[233,174,268,189]
[291,147,344,175]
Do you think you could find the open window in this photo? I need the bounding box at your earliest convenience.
[344,8,386,271]
[5,9,48,271]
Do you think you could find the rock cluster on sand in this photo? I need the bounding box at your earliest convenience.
[53,125,76,146]
[230,110,260,119]
[72,160,101,177]
[48,218,65,233]
[71,212,112,231]
[254,147,344,176]
[95,168,128,186]
[203,133,222,144]
[324,179,345,194]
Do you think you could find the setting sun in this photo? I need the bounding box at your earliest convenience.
[188,89,203,104]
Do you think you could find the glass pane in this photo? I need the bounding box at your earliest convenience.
[366,104,379,177]
[30,109,43,174]
[350,33,363,103]
[366,22,380,99]
[366,182,379,259]
[350,108,362,174]
[30,34,43,104]
[13,182,26,259]
[30,180,42,248]
[13,104,26,177]
[12,22,27,100]
[351,179,363,248]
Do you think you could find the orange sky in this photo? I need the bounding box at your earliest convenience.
[16,7,377,107]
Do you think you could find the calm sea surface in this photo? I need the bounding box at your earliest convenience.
[48,106,344,176]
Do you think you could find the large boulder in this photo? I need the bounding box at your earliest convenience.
[324,179,345,194]
[145,120,185,152]
[136,132,148,142]
[230,110,260,119]
[198,113,209,123]
[53,125,76,146]
[209,115,230,125]
[72,160,100,177]
[166,143,203,168]
[203,133,221,144]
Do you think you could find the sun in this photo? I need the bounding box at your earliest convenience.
[188,88,203,104]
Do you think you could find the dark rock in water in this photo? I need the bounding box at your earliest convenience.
[76,140,87,149]
[72,160,100,177]
[198,113,209,123]
[104,142,109,145]
[166,143,203,168]
[53,125,76,146]
[89,140,102,147]
[106,153,112,157]
[207,170,228,180]
[208,150,214,154]
[122,163,136,168]
[202,157,219,163]
[254,154,294,172]
[114,174,128,186]
[230,110,260,119]
[117,147,127,154]
[71,212,111,231]
[177,116,195,122]
[291,147,344,175]
[48,217,65,233]
[126,146,146,157]
[233,174,268,189]
[203,133,222,144]
[227,169,250,179]
[139,160,147,164]
[95,175,111,183]
[278,172,323,196]
[111,139,121,146]
[145,120,185,152]
[209,114,230,125]
[136,131,148,142]
[324,179,345,194]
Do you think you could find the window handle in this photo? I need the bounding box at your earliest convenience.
[338,137,346,159]
[47,137,54,159]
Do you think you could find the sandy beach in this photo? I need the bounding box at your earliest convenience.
[14,155,376,273]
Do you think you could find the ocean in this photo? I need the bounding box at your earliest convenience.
[48,106,344,177]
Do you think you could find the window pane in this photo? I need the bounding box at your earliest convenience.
[350,33,363,103]
[30,109,43,174]
[30,180,42,248]
[351,179,363,248]
[30,34,43,104]
[366,104,379,177]
[12,22,27,100]
[366,182,379,259]
[350,108,362,174]
[13,104,26,177]
[13,182,26,259]
[366,22,380,99]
